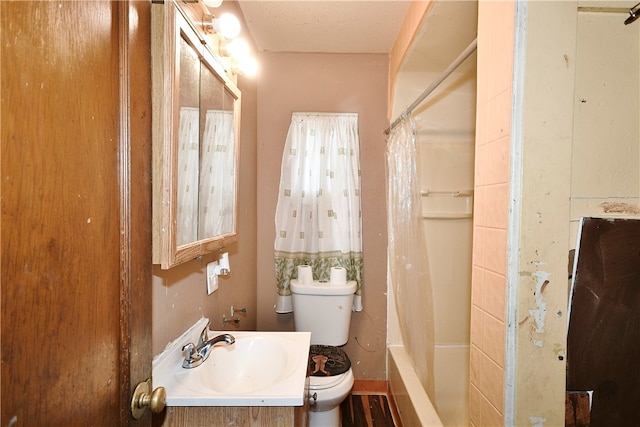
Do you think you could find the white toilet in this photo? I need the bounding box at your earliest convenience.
[290,279,356,427]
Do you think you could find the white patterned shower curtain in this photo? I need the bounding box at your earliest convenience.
[177,107,200,245]
[274,112,363,313]
[199,110,235,238]
[385,115,436,399]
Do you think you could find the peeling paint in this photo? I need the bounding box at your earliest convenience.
[528,271,549,334]
[600,201,640,215]
[553,343,565,358]
[540,280,549,294]
[530,416,546,426]
[532,339,543,347]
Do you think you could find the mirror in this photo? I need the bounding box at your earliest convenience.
[152,1,240,269]
[197,57,237,241]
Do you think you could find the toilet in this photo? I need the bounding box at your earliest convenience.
[290,279,356,427]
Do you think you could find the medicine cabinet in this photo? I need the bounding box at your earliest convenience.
[152,0,240,269]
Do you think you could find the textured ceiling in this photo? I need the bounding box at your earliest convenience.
[237,1,411,54]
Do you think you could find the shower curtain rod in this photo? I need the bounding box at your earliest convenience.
[384,38,478,136]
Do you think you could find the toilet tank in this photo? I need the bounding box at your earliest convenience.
[290,280,357,346]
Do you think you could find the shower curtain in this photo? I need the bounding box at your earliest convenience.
[177,106,200,246]
[199,110,235,238]
[385,115,436,399]
[274,112,363,313]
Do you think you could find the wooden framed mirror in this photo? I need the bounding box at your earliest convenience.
[152,0,240,269]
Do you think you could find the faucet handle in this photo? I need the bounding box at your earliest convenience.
[181,342,203,368]
[182,343,196,360]
[198,320,211,347]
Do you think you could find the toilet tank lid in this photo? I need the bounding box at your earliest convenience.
[290,279,357,296]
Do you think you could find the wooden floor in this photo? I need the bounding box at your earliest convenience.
[340,393,400,427]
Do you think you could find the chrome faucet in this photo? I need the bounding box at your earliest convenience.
[181,320,235,369]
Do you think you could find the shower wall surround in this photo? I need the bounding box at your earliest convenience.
[388,2,477,425]
[389,68,477,426]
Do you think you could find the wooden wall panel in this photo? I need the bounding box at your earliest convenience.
[567,218,640,426]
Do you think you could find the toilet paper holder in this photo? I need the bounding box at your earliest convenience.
[222,315,240,327]
[231,306,247,317]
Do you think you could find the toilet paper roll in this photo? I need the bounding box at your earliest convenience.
[330,267,347,285]
[297,265,313,285]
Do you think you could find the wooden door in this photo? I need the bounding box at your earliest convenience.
[1,1,153,425]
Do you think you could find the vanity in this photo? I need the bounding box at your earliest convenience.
[152,319,311,426]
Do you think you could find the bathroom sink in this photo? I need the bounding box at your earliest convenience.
[153,321,311,406]
[190,334,295,394]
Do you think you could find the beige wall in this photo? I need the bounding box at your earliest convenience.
[152,1,258,356]
[255,52,390,380]
[570,6,640,236]
[510,2,576,425]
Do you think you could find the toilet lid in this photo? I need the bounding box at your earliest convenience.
[308,345,351,377]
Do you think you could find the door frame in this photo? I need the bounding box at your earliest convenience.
[118,1,154,424]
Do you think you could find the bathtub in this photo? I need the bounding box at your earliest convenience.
[388,346,443,426]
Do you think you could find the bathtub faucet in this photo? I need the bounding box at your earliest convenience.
[181,320,235,369]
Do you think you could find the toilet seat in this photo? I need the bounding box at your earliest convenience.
[308,344,352,391]
[308,369,352,391]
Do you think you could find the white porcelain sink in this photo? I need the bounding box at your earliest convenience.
[191,333,296,394]
[153,319,311,406]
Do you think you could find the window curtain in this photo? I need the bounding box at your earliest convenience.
[385,115,435,400]
[274,113,363,313]
[199,110,235,238]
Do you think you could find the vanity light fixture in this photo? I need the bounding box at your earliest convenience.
[224,38,249,59]
[202,0,223,7]
[232,56,259,77]
[184,0,223,9]
[219,38,258,76]
[211,13,241,39]
[187,1,258,77]
[201,12,241,38]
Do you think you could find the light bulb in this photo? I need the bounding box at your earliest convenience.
[213,13,240,40]
[239,57,259,77]
[203,0,223,7]
[226,38,250,60]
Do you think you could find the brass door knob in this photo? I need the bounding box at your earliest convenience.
[131,379,166,420]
